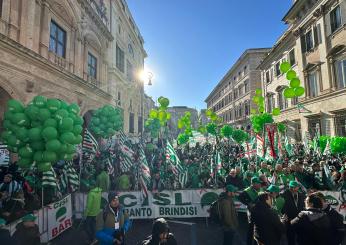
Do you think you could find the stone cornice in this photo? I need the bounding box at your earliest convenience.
[0,33,112,99]
[78,0,114,41]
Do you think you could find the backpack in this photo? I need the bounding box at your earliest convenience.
[209,198,223,224]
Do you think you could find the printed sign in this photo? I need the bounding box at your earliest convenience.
[0,144,9,166]
[47,195,72,240]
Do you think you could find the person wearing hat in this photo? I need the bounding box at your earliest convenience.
[281,180,305,245]
[266,184,285,215]
[0,218,14,244]
[243,171,254,187]
[96,191,131,245]
[138,218,177,245]
[218,184,239,245]
[12,214,40,245]
[238,176,261,245]
[0,173,22,200]
[249,192,285,245]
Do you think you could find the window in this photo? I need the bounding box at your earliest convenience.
[138,116,143,133]
[244,66,247,74]
[244,81,249,93]
[49,21,66,58]
[289,49,296,65]
[330,6,342,33]
[335,59,346,89]
[238,85,243,96]
[275,62,281,77]
[128,43,134,58]
[0,0,3,18]
[305,30,314,52]
[313,24,322,47]
[266,71,271,84]
[129,113,134,133]
[292,96,299,106]
[245,101,250,116]
[87,53,97,79]
[116,44,125,72]
[308,71,320,97]
[267,94,274,113]
[126,60,134,81]
[233,89,238,100]
[117,91,121,106]
[239,104,242,117]
[335,114,346,136]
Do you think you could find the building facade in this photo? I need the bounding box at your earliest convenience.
[166,106,199,139]
[0,0,147,136]
[260,0,346,141]
[205,49,271,130]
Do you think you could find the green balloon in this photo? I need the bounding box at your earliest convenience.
[259,105,265,113]
[283,88,295,98]
[280,62,291,73]
[255,89,262,96]
[74,135,83,144]
[28,127,42,141]
[55,109,69,121]
[18,158,32,168]
[16,127,29,141]
[34,151,44,162]
[272,108,281,116]
[7,99,24,113]
[33,95,47,108]
[73,125,83,135]
[59,117,74,131]
[1,130,12,142]
[60,132,75,144]
[46,99,61,113]
[19,146,34,158]
[37,162,52,172]
[46,139,61,152]
[59,100,69,109]
[31,120,42,128]
[290,78,301,88]
[42,151,57,162]
[12,113,29,126]
[7,135,18,147]
[25,105,40,120]
[253,96,260,104]
[3,119,11,129]
[286,70,297,80]
[42,127,58,141]
[74,116,84,126]
[294,86,305,97]
[66,144,76,154]
[44,118,58,128]
[68,103,80,115]
[58,144,68,154]
[38,108,51,122]
[31,141,45,151]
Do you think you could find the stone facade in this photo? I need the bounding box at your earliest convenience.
[260,0,346,142]
[205,49,271,130]
[166,106,199,139]
[143,93,156,123]
[0,0,147,136]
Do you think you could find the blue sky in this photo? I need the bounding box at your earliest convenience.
[126,0,292,110]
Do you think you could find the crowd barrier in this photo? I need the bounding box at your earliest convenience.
[4,194,72,243]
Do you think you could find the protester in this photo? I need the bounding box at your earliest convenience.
[238,176,261,245]
[138,218,177,245]
[281,180,305,245]
[250,192,285,245]
[266,184,285,214]
[225,169,244,190]
[96,164,110,192]
[12,214,40,245]
[85,184,103,243]
[0,218,14,244]
[96,191,131,245]
[290,193,332,245]
[219,184,239,245]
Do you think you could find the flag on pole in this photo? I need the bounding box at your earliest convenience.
[42,167,59,188]
[60,161,79,192]
[139,143,150,198]
[284,136,294,157]
[117,131,134,172]
[165,141,188,187]
[82,128,99,153]
[323,140,331,156]
[256,135,265,158]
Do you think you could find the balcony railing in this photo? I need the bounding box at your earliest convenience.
[87,75,101,88]
[86,0,109,28]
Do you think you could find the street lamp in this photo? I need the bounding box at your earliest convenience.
[140,70,153,86]
[147,72,153,86]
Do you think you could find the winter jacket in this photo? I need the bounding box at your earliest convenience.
[238,186,258,207]
[249,201,285,245]
[281,189,305,220]
[290,208,332,245]
[0,228,15,244]
[12,222,40,245]
[96,171,110,192]
[95,205,131,245]
[225,176,244,190]
[219,194,238,230]
[85,187,102,217]
[324,205,345,245]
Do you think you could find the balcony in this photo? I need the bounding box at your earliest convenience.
[87,75,101,88]
[87,0,109,27]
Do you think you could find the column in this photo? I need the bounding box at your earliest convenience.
[39,0,50,59]
[0,0,11,35]
[8,0,19,41]
[18,0,28,45]
[69,27,76,73]
[83,39,88,80]
[26,0,36,50]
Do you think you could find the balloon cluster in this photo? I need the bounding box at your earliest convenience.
[319,136,346,154]
[145,96,171,138]
[205,109,221,123]
[250,113,274,134]
[252,89,265,114]
[1,96,84,171]
[220,125,234,138]
[206,123,217,136]
[279,62,305,98]
[177,112,193,145]
[89,105,123,138]
[232,129,249,144]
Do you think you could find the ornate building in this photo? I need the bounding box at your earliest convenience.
[0,0,147,136]
[260,0,346,141]
[205,49,271,130]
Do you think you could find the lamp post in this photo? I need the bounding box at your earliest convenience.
[140,71,154,141]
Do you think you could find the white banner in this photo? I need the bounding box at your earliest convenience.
[47,195,73,240]
[74,189,247,219]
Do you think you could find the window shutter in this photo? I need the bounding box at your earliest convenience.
[301,35,306,53]
[313,26,318,47]
[317,24,322,45]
